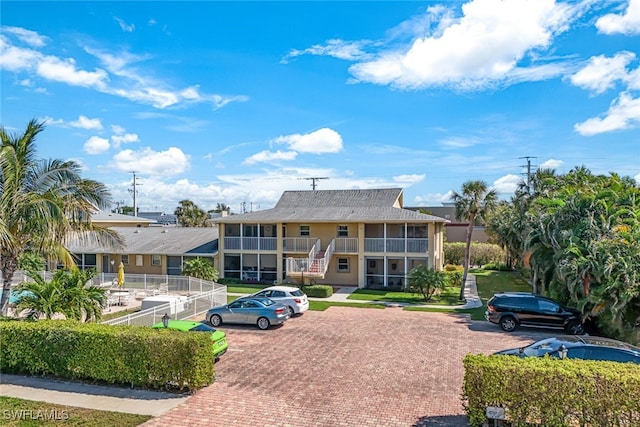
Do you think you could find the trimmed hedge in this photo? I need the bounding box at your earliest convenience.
[0,319,215,391]
[463,354,640,427]
[444,242,505,266]
[302,285,333,298]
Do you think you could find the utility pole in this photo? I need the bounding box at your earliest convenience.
[519,157,537,193]
[128,172,141,217]
[299,177,329,190]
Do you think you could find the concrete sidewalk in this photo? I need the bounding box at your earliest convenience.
[0,374,188,416]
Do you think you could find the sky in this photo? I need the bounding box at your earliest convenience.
[1,0,639,215]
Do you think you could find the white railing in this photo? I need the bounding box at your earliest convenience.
[286,257,309,273]
[224,237,277,251]
[103,287,227,327]
[364,238,428,253]
[282,237,316,252]
[333,238,358,252]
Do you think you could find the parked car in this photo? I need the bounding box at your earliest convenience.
[485,292,585,334]
[151,319,228,359]
[206,297,289,330]
[242,285,309,316]
[494,336,640,364]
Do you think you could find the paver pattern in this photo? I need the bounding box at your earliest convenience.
[142,308,554,427]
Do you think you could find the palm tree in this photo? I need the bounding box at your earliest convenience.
[181,257,219,282]
[451,180,498,300]
[174,199,208,227]
[1,119,122,316]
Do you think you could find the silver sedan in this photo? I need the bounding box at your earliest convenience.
[206,297,290,330]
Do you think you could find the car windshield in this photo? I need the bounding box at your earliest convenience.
[290,289,304,296]
[190,323,216,333]
[521,338,562,357]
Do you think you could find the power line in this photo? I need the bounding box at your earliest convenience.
[519,156,537,192]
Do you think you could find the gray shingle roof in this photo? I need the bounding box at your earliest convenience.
[67,226,218,255]
[215,189,448,224]
[275,188,403,208]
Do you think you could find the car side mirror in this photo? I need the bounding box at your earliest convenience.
[558,345,568,360]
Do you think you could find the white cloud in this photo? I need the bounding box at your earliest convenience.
[272,128,344,154]
[1,27,247,110]
[596,0,640,35]
[243,150,298,165]
[111,133,139,147]
[393,174,425,184]
[348,0,579,90]
[539,159,563,169]
[69,115,103,130]
[570,52,636,94]
[282,39,372,63]
[83,136,110,154]
[413,191,455,206]
[112,147,190,176]
[1,26,48,47]
[114,17,135,33]
[574,92,640,135]
[492,174,521,194]
[635,172,640,185]
[37,55,108,88]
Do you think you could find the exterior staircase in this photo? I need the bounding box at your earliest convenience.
[309,250,325,274]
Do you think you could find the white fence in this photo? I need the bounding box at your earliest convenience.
[103,287,226,327]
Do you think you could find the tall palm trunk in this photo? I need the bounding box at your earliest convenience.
[459,216,475,300]
[0,252,18,316]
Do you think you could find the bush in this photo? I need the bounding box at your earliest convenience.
[463,354,640,426]
[0,320,215,391]
[302,285,333,298]
[444,242,505,266]
[483,263,513,271]
[444,264,463,272]
[443,270,463,287]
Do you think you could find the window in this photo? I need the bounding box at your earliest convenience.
[151,255,161,266]
[300,225,310,236]
[136,255,143,266]
[337,225,348,237]
[538,300,560,312]
[121,254,129,265]
[337,258,349,272]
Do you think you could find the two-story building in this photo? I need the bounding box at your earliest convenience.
[214,188,448,289]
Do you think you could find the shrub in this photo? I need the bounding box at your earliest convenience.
[407,265,446,301]
[443,270,463,287]
[444,264,463,272]
[0,320,215,391]
[444,242,505,266]
[302,285,333,298]
[463,354,640,426]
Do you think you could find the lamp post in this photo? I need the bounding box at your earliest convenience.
[300,266,305,287]
[162,312,170,328]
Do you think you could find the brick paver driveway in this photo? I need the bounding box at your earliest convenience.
[142,308,555,427]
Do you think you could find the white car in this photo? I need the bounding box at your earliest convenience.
[246,286,309,317]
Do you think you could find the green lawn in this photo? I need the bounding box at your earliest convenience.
[225,284,268,294]
[0,396,150,427]
[405,269,532,320]
[347,286,461,305]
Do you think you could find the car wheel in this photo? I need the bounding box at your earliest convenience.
[287,306,295,317]
[257,317,270,330]
[209,314,222,327]
[565,321,584,335]
[499,316,517,332]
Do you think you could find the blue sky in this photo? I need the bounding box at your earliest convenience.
[1,0,639,214]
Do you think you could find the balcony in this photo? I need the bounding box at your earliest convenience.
[224,237,277,251]
[364,238,428,253]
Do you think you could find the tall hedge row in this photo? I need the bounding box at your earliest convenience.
[444,242,505,266]
[463,354,640,426]
[0,319,215,391]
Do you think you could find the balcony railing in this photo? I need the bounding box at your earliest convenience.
[333,238,358,253]
[282,237,316,253]
[224,237,277,251]
[364,238,428,253]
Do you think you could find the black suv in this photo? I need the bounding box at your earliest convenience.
[485,292,584,334]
